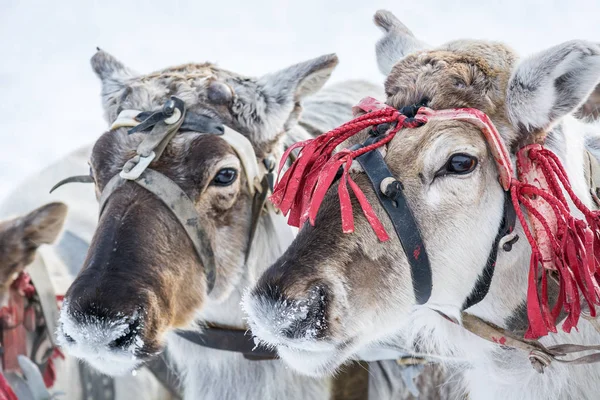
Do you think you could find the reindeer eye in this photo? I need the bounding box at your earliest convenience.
[445,153,478,175]
[212,168,238,186]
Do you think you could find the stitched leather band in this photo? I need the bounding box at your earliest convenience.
[462,193,516,310]
[357,149,432,305]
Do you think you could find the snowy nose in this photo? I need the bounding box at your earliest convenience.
[58,304,143,352]
[244,284,329,343]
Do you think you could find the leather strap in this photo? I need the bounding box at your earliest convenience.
[462,193,516,310]
[134,169,216,291]
[175,327,277,360]
[99,169,217,292]
[436,310,600,373]
[357,148,432,304]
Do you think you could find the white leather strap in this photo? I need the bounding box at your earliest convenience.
[110,109,264,195]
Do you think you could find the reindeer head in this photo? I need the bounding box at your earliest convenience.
[244,10,600,376]
[57,49,339,375]
[0,203,67,301]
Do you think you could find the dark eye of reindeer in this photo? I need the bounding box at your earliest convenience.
[445,153,478,175]
[212,168,238,186]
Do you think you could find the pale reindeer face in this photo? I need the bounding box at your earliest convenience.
[58,50,339,376]
[244,10,600,376]
[0,203,67,302]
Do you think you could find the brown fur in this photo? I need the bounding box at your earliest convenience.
[65,131,251,356]
[0,203,67,297]
[385,42,517,144]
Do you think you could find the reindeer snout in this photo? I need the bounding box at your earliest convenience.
[244,283,330,345]
[59,302,143,352]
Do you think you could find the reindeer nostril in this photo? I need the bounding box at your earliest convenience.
[109,318,141,350]
[283,285,329,340]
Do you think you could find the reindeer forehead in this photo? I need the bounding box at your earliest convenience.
[121,63,240,111]
[385,41,517,118]
[387,120,487,164]
[92,131,238,183]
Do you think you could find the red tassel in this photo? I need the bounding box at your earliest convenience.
[270,103,403,240]
[514,145,600,338]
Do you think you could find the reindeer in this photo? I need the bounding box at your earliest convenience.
[244,10,600,400]
[0,203,170,399]
[50,49,416,399]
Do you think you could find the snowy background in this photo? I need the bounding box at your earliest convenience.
[1,0,599,202]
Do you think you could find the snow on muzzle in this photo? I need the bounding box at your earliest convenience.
[243,283,333,350]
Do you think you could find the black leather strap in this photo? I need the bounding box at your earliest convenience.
[462,192,516,310]
[175,328,277,360]
[133,111,225,136]
[357,149,432,305]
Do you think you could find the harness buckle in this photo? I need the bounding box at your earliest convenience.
[120,152,156,180]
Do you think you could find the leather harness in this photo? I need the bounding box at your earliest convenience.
[52,96,378,399]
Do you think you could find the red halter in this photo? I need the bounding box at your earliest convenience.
[271,96,600,339]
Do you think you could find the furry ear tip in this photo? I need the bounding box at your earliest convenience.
[96,46,101,52]
[373,10,413,37]
[45,202,68,215]
[36,202,68,222]
[322,53,339,68]
[373,10,395,30]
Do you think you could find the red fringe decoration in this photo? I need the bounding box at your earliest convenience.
[512,144,600,338]
[270,106,413,241]
[271,97,600,339]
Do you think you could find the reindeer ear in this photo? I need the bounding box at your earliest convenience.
[255,54,338,138]
[90,49,138,123]
[258,54,339,105]
[18,203,68,248]
[506,41,600,136]
[373,10,429,75]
